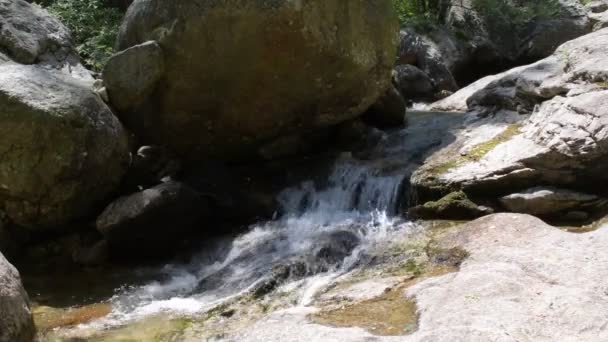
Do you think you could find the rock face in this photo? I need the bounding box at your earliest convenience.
[406,214,608,341]
[0,1,130,230]
[96,181,205,256]
[414,29,608,208]
[107,0,398,161]
[0,252,35,342]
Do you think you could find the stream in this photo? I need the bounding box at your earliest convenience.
[29,111,468,341]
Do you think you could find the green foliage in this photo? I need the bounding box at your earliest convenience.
[393,0,448,28]
[40,0,123,72]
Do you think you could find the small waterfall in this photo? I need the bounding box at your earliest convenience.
[279,157,404,216]
[74,140,413,330]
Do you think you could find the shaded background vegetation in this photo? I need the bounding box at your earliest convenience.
[395,0,563,28]
[34,0,125,71]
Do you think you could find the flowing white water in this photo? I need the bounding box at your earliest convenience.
[77,150,415,331]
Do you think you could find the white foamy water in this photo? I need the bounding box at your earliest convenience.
[74,150,417,331]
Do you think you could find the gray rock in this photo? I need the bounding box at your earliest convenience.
[500,187,603,216]
[397,29,458,92]
[519,0,592,61]
[406,214,608,341]
[393,64,435,100]
[111,0,398,161]
[102,41,164,113]
[589,8,608,31]
[96,181,205,256]
[0,63,130,229]
[429,72,502,112]
[585,0,608,14]
[0,0,70,64]
[0,252,35,342]
[413,29,608,198]
[363,84,406,129]
[0,0,92,81]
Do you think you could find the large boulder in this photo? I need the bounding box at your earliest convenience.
[0,63,130,229]
[105,0,398,161]
[0,252,35,342]
[396,28,460,92]
[0,1,130,229]
[0,0,92,81]
[414,29,608,206]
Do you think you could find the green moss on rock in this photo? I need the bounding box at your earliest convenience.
[408,191,493,220]
[426,124,522,177]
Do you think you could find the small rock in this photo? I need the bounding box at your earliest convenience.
[500,187,603,217]
[393,64,435,101]
[408,191,493,220]
[96,181,205,257]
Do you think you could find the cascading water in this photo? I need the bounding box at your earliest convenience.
[60,130,424,335]
[102,157,406,319]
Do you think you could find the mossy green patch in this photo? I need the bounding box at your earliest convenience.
[310,284,419,336]
[409,191,492,220]
[426,124,522,177]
